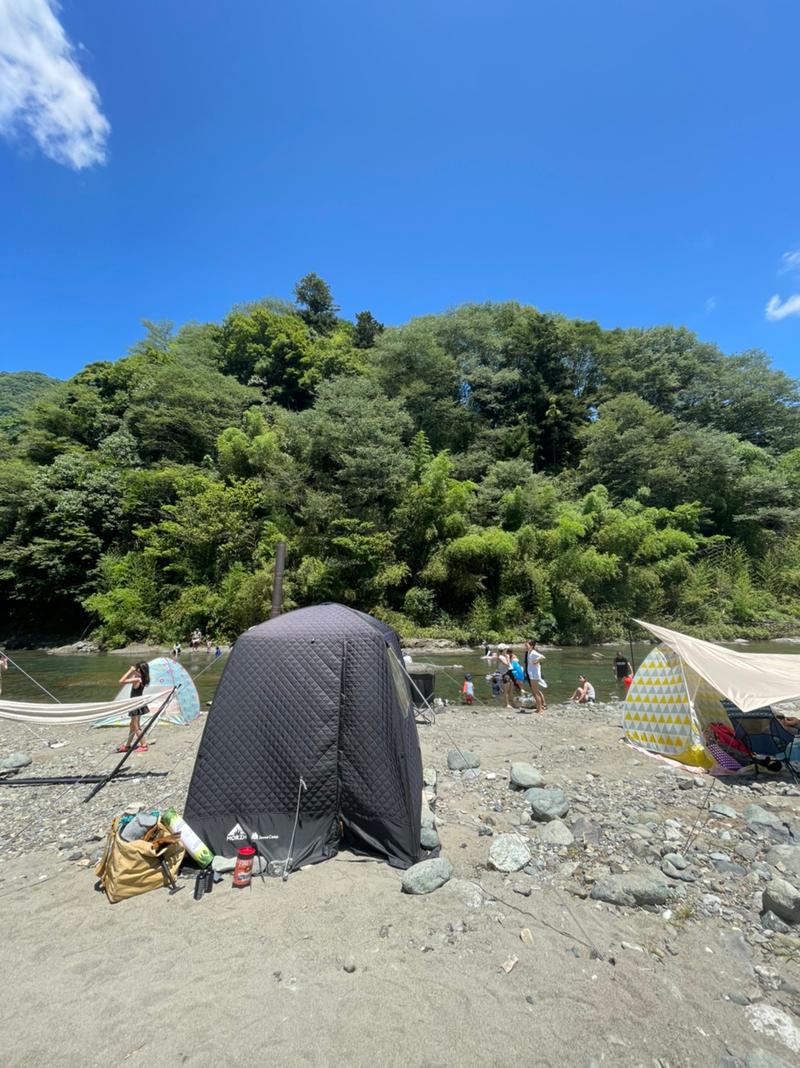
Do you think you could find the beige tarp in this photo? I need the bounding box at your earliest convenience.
[634,620,800,712]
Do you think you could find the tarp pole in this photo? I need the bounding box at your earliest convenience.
[83,687,175,802]
[270,541,287,619]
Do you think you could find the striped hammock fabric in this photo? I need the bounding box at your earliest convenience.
[0,690,173,726]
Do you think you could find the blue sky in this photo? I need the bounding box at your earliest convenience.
[1,0,800,380]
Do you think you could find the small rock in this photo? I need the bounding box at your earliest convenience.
[445,879,483,908]
[447,749,480,771]
[520,928,534,945]
[536,820,575,847]
[420,805,436,829]
[510,762,545,789]
[423,767,437,787]
[761,910,791,934]
[571,817,603,845]
[342,958,356,973]
[661,853,696,881]
[762,877,800,925]
[710,802,738,819]
[402,857,453,895]
[590,870,671,908]
[526,787,569,822]
[712,859,747,876]
[420,826,440,850]
[462,767,481,781]
[512,883,531,897]
[489,834,532,872]
[0,752,32,771]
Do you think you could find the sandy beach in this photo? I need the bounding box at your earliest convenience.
[1,701,799,1067]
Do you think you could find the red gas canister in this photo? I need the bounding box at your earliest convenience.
[232,846,256,888]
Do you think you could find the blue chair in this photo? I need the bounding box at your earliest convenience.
[721,700,799,780]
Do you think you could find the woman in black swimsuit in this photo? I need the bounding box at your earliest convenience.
[118,661,151,752]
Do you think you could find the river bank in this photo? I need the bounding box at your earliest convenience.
[1,700,799,1066]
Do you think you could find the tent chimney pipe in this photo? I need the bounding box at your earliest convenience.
[270,541,286,619]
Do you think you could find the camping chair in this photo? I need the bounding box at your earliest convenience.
[721,700,799,781]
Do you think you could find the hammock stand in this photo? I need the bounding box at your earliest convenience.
[0,687,176,801]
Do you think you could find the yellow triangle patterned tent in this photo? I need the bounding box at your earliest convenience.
[623,620,800,768]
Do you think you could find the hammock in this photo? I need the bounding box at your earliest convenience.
[0,690,173,726]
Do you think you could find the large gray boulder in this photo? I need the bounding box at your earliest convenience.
[447,748,480,771]
[510,762,544,790]
[401,857,453,895]
[488,834,532,872]
[526,787,569,822]
[762,877,800,925]
[590,870,671,908]
[0,751,32,771]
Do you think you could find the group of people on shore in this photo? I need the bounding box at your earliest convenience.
[172,633,220,658]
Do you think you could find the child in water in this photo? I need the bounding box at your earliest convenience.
[461,674,475,705]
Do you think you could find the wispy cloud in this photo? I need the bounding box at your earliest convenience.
[765,294,800,321]
[779,249,800,274]
[0,0,109,169]
[704,296,716,313]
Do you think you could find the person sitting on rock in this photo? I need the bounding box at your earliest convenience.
[571,675,596,704]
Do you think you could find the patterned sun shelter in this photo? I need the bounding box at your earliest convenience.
[623,620,800,768]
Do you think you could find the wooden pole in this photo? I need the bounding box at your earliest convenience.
[270,541,286,619]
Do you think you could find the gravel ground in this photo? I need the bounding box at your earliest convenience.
[1,700,800,1067]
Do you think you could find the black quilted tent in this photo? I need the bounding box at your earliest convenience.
[184,604,423,871]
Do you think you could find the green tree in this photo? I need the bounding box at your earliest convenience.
[294,273,339,334]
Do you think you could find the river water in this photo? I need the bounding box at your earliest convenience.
[2,640,797,708]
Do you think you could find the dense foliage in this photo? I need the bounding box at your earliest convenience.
[3,278,800,646]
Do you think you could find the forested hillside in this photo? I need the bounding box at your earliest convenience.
[2,275,800,646]
[0,371,60,438]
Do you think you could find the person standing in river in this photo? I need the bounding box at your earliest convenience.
[524,639,546,714]
[613,651,632,681]
[497,645,518,709]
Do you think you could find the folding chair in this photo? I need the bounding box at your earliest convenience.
[721,700,799,781]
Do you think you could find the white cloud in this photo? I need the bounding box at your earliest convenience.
[779,249,800,274]
[765,294,800,321]
[704,296,716,313]
[0,0,109,169]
